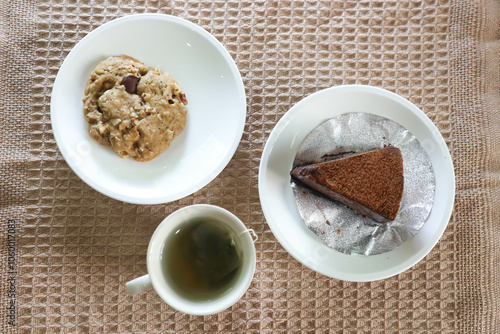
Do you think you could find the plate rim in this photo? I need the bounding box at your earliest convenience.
[258,84,455,281]
[50,13,247,204]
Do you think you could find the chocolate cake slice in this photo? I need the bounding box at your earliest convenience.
[291,147,404,223]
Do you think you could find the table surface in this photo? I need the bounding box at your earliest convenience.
[1,0,499,333]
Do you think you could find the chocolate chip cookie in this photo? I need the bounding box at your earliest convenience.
[83,55,187,162]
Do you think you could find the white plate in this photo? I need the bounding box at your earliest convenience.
[258,85,455,281]
[51,14,246,204]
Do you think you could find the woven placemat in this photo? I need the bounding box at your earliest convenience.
[0,0,498,332]
[449,0,500,331]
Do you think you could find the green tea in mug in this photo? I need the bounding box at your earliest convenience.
[161,218,243,301]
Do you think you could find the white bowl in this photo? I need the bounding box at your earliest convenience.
[51,14,246,204]
[258,85,455,282]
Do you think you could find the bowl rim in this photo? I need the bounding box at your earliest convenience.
[258,84,455,281]
[50,13,247,204]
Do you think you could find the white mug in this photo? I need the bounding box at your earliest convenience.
[125,204,257,315]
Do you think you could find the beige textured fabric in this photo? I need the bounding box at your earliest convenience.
[450,1,500,332]
[0,1,35,333]
[0,0,498,332]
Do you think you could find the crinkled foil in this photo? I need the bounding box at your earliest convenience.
[291,113,435,255]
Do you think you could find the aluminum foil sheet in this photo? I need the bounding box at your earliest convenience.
[291,113,435,255]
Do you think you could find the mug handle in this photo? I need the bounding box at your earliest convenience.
[125,274,153,295]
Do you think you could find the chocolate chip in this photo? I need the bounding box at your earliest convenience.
[168,99,174,104]
[122,75,140,94]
